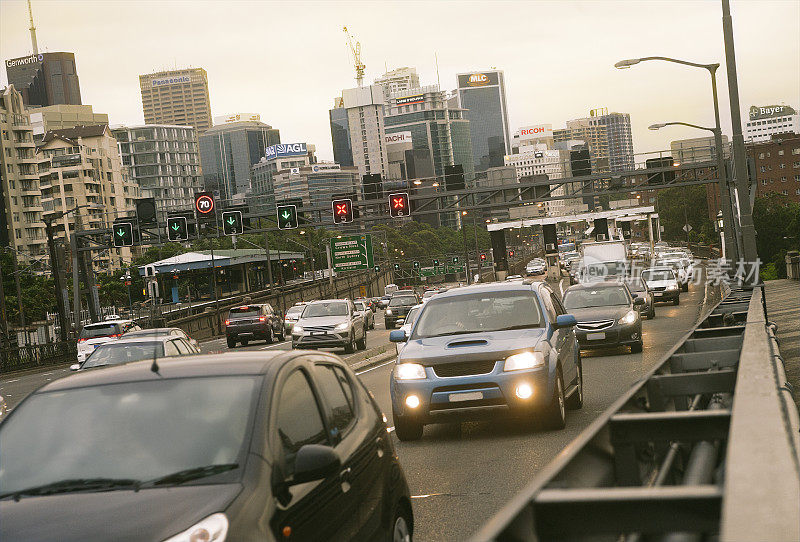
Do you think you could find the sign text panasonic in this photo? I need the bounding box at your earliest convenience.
[5,54,43,68]
[151,75,191,87]
[265,142,308,160]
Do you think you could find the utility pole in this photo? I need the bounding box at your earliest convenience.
[11,250,25,330]
[0,252,10,348]
[45,220,69,341]
[264,231,274,290]
[721,0,759,271]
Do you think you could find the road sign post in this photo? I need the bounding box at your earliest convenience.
[329,234,374,271]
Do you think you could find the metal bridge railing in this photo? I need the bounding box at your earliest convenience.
[0,341,78,374]
[472,281,800,542]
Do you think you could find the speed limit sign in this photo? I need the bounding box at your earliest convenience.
[194,192,215,219]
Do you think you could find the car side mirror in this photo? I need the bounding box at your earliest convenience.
[555,314,578,328]
[290,444,341,486]
[389,330,408,343]
[69,363,80,371]
[634,297,645,306]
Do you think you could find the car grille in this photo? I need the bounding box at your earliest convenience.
[576,320,614,331]
[303,325,337,333]
[432,360,497,378]
[650,286,666,292]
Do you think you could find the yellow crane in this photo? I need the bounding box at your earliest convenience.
[343,26,365,87]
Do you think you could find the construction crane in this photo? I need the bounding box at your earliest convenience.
[343,26,365,87]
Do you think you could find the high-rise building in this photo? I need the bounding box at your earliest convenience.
[4,52,82,107]
[250,143,317,213]
[272,163,361,211]
[744,104,798,143]
[29,104,108,142]
[0,85,48,265]
[329,84,389,178]
[512,124,554,152]
[198,118,280,202]
[504,143,582,216]
[139,68,213,134]
[112,125,202,217]
[375,67,420,102]
[456,70,511,172]
[555,109,634,173]
[38,124,139,272]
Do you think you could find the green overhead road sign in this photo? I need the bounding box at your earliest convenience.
[113,222,134,247]
[166,216,189,241]
[330,234,374,271]
[222,210,244,235]
[277,204,298,229]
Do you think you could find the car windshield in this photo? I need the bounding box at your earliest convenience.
[0,377,258,496]
[625,278,646,292]
[642,269,675,281]
[228,307,260,318]
[563,287,631,309]
[354,302,366,311]
[79,324,121,339]
[412,290,544,339]
[389,296,417,307]
[82,342,166,368]
[303,302,349,318]
[286,306,304,317]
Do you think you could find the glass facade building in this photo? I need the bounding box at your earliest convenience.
[329,106,353,167]
[5,52,82,107]
[198,120,280,202]
[456,70,510,173]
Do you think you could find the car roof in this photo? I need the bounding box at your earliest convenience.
[564,281,627,292]
[307,299,348,304]
[83,320,131,328]
[95,336,178,346]
[35,351,323,393]
[124,327,181,335]
[434,280,542,299]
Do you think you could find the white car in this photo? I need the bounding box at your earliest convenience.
[641,267,681,305]
[76,319,140,363]
[395,304,423,354]
[526,259,547,275]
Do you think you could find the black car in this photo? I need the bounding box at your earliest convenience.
[0,352,414,541]
[225,303,285,347]
[562,281,645,353]
[385,295,419,329]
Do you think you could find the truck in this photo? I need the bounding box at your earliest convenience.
[384,283,399,297]
[571,240,629,283]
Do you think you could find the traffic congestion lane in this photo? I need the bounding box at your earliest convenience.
[357,278,709,542]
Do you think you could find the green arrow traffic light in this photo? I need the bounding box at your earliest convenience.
[277,205,298,229]
[166,216,189,241]
[172,223,180,231]
[113,222,133,247]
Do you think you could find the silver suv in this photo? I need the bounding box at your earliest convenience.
[291,299,367,353]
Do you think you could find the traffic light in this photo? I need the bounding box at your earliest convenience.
[331,199,353,224]
[480,253,487,262]
[194,192,215,221]
[332,198,354,224]
[277,204,299,229]
[135,198,157,225]
[373,265,380,272]
[113,222,134,247]
[508,250,515,258]
[389,192,410,218]
[222,210,244,235]
[452,257,459,264]
[433,259,440,267]
[166,216,189,241]
[393,263,400,271]
[413,261,420,269]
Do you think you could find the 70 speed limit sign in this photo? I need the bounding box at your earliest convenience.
[194,192,215,219]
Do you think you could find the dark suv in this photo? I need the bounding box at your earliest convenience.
[385,295,419,329]
[225,304,285,348]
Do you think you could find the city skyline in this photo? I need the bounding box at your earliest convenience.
[1,0,798,164]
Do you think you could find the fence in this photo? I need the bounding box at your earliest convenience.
[473,279,800,541]
[0,341,77,373]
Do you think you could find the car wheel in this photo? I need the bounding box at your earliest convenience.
[630,341,643,354]
[265,327,274,344]
[226,337,236,348]
[357,331,367,350]
[394,415,423,441]
[649,304,656,319]
[682,282,688,292]
[387,500,413,542]
[565,359,583,410]
[278,327,285,341]
[540,368,566,430]
[344,333,356,354]
[673,297,680,306]
[241,339,249,347]
[385,321,394,329]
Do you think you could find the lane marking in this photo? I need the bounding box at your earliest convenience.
[5,379,19,383]
[355,361,394,375]
[260,342,289,350]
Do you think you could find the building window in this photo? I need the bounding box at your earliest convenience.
[760,166,766,173]
[792,148,800,155]
[759,153,765,159]
[782,176,787,182]
[778,150,784,156]
[761,179,768,185]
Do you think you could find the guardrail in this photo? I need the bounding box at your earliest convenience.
[473,281,800,542]
[0,341,78,374]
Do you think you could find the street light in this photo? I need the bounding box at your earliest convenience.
[615,55,739,263]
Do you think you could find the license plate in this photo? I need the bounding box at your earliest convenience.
[310,331,326,336]
[449,391,483,402]
[586,332,606,340]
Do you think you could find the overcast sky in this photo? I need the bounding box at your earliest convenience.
[1,0,798,161]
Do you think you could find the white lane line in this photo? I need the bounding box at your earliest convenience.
[260,343,289,350]
[5,379,19,383]
[355,360,394,375]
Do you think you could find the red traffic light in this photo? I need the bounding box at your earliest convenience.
[508,250,515,258]
[480,253,487,261]
[332,198,353,224]
[389,193,410,218]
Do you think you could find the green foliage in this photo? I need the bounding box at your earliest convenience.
[656,186,716,245]
[0,250,57,325]
[752,193,800,279]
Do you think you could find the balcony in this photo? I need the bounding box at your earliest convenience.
[51,154,82,167]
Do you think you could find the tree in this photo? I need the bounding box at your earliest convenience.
[0,250,57,324]
[752,193,800,279]
[656,186,715,244]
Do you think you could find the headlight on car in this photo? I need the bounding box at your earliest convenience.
[385,309,393,315]
[503,351,545,371]
[666,283,679,291]
[334,322,350,332]
[293,325,304,334]
[162,512,228,542]
[619,310,639,325]
[394,363,426,380]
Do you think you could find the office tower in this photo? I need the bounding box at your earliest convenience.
[4,52,82,107]
[456,70,511,172]
[329,84,389,178]
[0,85,48,265]
[272,163,361,211]
[139,68,213,133]
[112,125,202,217]
[198,118,280,202]
[250,143,317,213]
[555,108,634,173]
[744,104,798,143]
[375,67,420,102]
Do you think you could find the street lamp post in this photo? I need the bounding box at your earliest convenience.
[615,56,739,264]
[647,121,737,263]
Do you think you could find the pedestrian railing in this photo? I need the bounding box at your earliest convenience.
[0,341,77,374]
[472,281,800,542]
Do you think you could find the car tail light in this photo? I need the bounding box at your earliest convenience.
[259,316,266,322]
[224,320,230,326]
[78,338,88,342]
